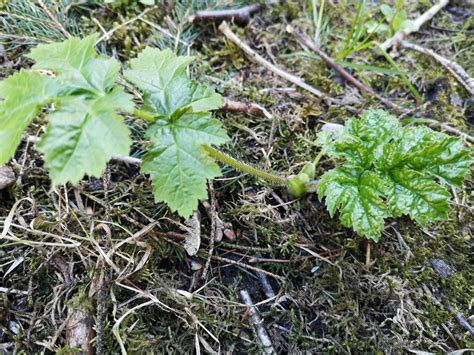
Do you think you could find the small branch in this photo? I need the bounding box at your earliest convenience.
[51,255,95,355]
[400,40,474,96]
[286,25,403,112]
[439,124,474,144]
[95,6,157,44]
[381,0,449,51]
[37,0,71,38]
[221,98,273,119]
[189,4,265,26]
[189,1,281,25]
[201,182,217,279]
[211,254,285,281]
[240,289,275,354]
[218,21,337,106]
[445,305,474,338]
[0,287,28,295]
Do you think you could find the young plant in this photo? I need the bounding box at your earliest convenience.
[335,0,421,100]
[0,36,471,243]
[378,1,415,36]
[0,34,228,219]
[314,110,472,241]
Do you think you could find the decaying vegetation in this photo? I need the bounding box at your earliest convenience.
[0,0,473,353]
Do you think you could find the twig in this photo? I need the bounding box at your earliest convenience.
[211,254,285,281]
[381,0,449,51]
[400,40,474,96]
[218,21,337,106]
[439,124,474,144]
[51,255,95,355]
[255,262,276,298]
[139,17,190,47]
[286,25,403,111]
[201,181,217,279]
[189,4,265,26]
[0,287,28,295]
[239,289,275,354]
[37,0,71,38]
[221,98,273,119]
[189,1,281,25]
[95,6,157,44]
[445,305,474,338]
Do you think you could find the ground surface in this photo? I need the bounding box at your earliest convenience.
[0,0,473,354]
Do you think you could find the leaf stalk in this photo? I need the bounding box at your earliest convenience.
[201,145,288,185]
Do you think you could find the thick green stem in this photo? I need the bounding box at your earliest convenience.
[133,108,156,122]
[201,145,288,185]
[312,150,324,168]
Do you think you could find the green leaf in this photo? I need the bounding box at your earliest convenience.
[387,168,450,225]
[318,110,472,241]
[380,4,394,19]
[0,70,61,165]
[37,89,133,184]
[141,112,229,218]
[317,168,388,241]
[401,19,416,31]
[127,47,227,218]
[23,35,133,184]
[403,129,472,187]
[315,130,337,156]
[28,34,120,94]
[124,48,222,116]
[333,110,401,167]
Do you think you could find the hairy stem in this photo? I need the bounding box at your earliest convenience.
[132,108,155,122]
[201,145,288,185]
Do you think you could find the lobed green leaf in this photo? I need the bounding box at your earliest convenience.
[317,110,472,240]
[318,167,388,241]
[125,48,227,218]
[142,113,228,218]
[125,48,222,117]
[25,35,133,184]
[37,89,133,185]
[0,70,61,165]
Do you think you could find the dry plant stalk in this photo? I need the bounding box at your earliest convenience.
[189,4,265,25]
[401,40,474,96]
[221,98,273,119]
[218,21,336,106]
[286,25,403,111]
[239,289,275,354]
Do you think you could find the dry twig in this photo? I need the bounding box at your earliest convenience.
[240,289,275,354]
[218,21,337,106]
[221,98,273,119]
[189,3,265,26]
[287,25,403,111]
[189,1,281,25]
[211,254,285,281]
[95,6,157,44]
[401,40,474,96]
[37,0,71,38]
